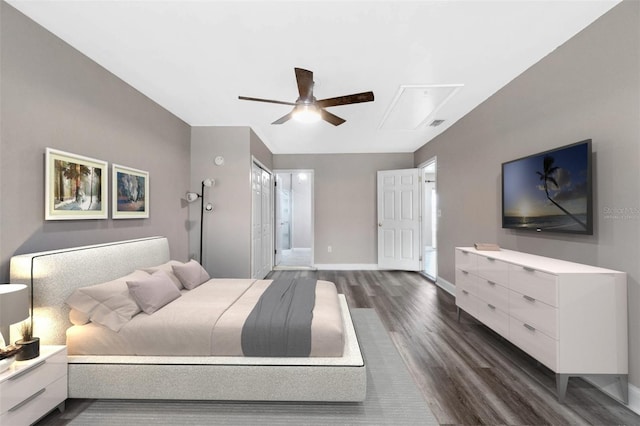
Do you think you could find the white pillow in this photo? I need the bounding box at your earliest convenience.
[142,260,185,290]
[89,293,143,331]
[172,260,210,290]
[69,309,90,326]
[127,270,182,314]
[65,270,149,331]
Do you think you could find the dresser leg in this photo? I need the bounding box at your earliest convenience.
[57,401,66,413]
[456,307,461,322]
[556,374,569,403]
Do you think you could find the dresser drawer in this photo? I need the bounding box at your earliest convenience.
[509,317,557,371]
[455,249,478,274]
[476,255,508,285]
[456,286,477,317]
[475,278,509,312]
[509,290,557,339]
[455,268,477,293]
[0,374,66,426]
[0,349,67,413]
[476,302,509,337]
[509,265,558,307]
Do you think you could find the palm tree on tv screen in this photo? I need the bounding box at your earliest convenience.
[536,155,587,230]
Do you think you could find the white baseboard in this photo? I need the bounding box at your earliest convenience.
[314,264,380,270]
[583,376,640,414]
[434,275,455,296]
[629,383,640,415]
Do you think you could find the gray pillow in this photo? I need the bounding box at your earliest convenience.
[142,260,185,290]
[127,270,182,314]
[172,259,210,290]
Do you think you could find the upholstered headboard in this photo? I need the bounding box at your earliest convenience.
[9,236,170,345]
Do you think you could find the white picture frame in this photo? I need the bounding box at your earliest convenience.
[45,148,108,220]
[112,164,149,219]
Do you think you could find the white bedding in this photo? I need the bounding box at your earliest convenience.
[67,278,344,357]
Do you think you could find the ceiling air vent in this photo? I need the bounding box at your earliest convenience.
[429,119,445,127]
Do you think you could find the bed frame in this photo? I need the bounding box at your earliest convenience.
[9,237,366,402]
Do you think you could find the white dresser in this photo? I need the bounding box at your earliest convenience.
[455,247,628,402]
[0,345,67,425]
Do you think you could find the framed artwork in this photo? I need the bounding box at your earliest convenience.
[112,164,149,219]
[45,148,108,220]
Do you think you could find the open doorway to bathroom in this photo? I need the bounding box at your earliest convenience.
[274,170,314,269]
[421,158,437,281]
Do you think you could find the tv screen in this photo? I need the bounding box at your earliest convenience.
[502,140,592,234]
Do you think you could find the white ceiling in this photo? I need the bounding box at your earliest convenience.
[7,1,620,154]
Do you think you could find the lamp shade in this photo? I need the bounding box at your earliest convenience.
[186,192,200,203]
[0,284,29,326]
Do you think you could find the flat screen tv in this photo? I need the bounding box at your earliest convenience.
[502,140,593,235]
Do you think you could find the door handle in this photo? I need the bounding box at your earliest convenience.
[378,223,382,227]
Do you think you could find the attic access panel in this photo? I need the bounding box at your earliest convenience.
[379,84,463,130]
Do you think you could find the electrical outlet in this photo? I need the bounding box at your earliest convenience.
[328,245,332,253]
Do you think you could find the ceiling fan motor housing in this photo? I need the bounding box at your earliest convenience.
[239,67,374,126]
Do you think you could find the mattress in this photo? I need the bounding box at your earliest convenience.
[67,278,344,357]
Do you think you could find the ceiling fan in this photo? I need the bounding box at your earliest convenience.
[238,68,374,126]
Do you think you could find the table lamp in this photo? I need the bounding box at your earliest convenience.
[0,284,29,348]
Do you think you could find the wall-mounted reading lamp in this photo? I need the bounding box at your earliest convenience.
[186,178,214,264]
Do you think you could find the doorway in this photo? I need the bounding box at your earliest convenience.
[274,170,314,269]
[251,160,273,279]
[420,158,437,280]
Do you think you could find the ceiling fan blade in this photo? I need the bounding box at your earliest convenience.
[295,68,314,101]
[320,109,346,126]
[238,96,296,106]
[316,91,375,108]
[272,111,294,125]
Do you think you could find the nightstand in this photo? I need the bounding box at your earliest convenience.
[0,345,67,425]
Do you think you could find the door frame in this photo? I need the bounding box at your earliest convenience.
[417,156,438,281]
[251,157,273,278]
[273,169,315,268]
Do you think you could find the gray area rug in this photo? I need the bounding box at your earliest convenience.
[41,309,438,425]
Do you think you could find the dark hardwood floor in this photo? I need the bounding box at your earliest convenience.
[267,269,640,426]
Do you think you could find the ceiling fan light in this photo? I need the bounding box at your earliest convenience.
[293,105,321,123]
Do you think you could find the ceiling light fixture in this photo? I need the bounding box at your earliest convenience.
[292,104,321,123]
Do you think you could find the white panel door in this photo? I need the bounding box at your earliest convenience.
[377,168,421,271]
[252,164,273,279]
[251,164,263,278]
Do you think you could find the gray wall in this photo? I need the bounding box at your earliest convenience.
[0,2,191,281]
[191,126,273,278]
[249,128,274,170]
[414,1,640,387]
[274,153,414,264]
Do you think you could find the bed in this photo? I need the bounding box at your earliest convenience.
[9,237,366,402]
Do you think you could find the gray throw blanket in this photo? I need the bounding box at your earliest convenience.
[241,277,317,357]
